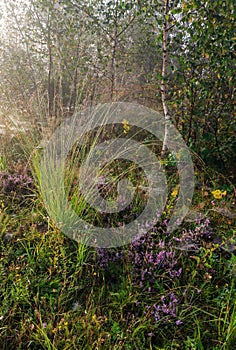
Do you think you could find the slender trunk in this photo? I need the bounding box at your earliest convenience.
[90,70,99,108]
[69,65,78,114]
[110,25,118,101]
[54,29,63,118]
[161,0,170,158]
[47,19,54,117]
[187,86,195,144]
[69,45,79,115]
[110,2,119,102]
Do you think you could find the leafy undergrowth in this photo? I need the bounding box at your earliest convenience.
[0,161,235,350]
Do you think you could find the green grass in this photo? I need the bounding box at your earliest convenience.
[0,198,235,349]
[0,120,235,349]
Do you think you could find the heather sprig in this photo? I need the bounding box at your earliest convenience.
[173,217,215,252]
[128,233,182,289]
[96,227,183,300]
[145,292,180,324]
[0,168,34,207]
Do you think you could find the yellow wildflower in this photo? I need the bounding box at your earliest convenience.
[122,119,130,134]
[211,189,227,199]
[171,186,179,197]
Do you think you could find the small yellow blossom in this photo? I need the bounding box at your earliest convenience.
[122,119,130,134]
[171,186,179,197]
[211,189,227,199]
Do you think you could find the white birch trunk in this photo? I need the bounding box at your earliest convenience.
[161,0,171,157]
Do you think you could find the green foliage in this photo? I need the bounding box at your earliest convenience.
[0,1,235,349]
[166,0,236,177]
[0,145,235,348]
[1,0,234,180]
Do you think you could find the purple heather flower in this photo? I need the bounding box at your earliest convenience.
[176,320,183,325]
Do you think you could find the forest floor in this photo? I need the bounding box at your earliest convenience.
[0,132,235,350]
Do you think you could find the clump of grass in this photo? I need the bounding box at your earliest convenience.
[0,106,235,349]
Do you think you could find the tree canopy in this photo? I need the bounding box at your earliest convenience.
[0,0,235,178]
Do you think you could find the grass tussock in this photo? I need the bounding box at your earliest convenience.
[0,112,235,350]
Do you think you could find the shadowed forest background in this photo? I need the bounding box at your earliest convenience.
[0,0,235,177]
